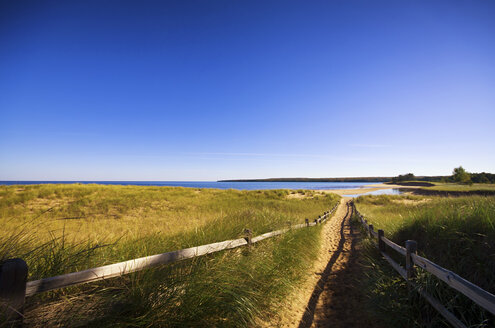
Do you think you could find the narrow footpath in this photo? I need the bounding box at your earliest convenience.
[267,199,380,327]
[298,199,379,327]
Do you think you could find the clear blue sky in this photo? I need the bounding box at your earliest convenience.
[1,0,494,180]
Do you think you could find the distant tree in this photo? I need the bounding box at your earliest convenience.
[480,174,490,183]
[470,172,493,184]
[452,166,472,184]
[391,173,415,183]
[440,176,450,183]
[404,173,415,181]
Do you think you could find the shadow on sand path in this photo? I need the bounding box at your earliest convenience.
[297,202,352,328]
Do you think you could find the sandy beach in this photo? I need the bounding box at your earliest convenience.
[322,183,418,196]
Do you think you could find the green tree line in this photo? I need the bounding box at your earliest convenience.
[391,167,495,184]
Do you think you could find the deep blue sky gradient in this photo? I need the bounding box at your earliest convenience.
[1,0,494,180]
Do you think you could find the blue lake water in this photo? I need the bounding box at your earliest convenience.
[345,188,403,198]
[0,181,381,191]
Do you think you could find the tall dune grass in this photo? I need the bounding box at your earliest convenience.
[0,184,339,326]
[24,227,323,327]
[354,195,495,327]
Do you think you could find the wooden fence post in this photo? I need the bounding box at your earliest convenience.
[305,218,309,227]
[0,258,28,326]
[244,229,252,250]
[405,240,417,280]
[369,224,374,238]
[378,229,385,252]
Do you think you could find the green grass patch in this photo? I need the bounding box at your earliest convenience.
[1,184,339,326]
[24,227,324,327]
[424,183,495,192]
[354,195,495,327]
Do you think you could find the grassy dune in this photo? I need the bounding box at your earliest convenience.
[0,184,339,327]
[354,195,495,327]
[425,182,495,192]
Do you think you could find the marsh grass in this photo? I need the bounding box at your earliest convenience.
[426,183,495,192]
[0,184,338,327]
[0,184,336,276]
[25,227,323,327]
[354,195,495,327]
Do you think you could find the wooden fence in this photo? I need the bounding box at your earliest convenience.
[352,202,495,328]
[0,203,339,324]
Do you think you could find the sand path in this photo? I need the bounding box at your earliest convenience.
[265,198,379,327]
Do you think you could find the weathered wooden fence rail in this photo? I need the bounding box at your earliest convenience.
[0,202,339,324]
[352,202,495,328]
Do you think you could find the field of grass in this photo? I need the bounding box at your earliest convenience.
[425,182,495,192]
[354,195,495,327]
[0,184,340,327]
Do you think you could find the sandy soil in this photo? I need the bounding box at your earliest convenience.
[263,199,380,327]
[322,183,421,196]
[266,184,416,326]
[286,191,328,199]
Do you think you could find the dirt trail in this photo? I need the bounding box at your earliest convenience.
[267,198,379,327]
[297,199,380,327]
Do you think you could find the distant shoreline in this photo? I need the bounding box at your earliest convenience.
[218,177,392,183]
[0,181,382,190]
